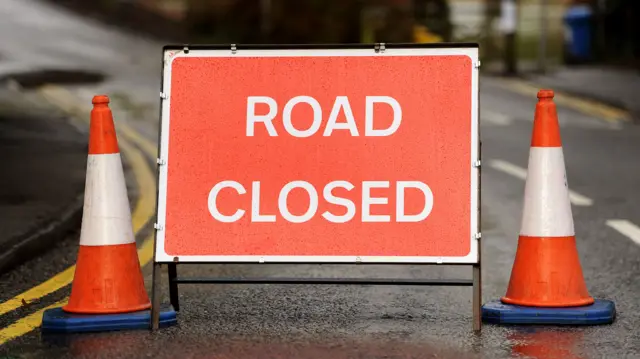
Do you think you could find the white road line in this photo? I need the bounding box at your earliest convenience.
[481,111,512,126]
[489,159,527,179]
[606,220,640,246]
[489,159,594,207]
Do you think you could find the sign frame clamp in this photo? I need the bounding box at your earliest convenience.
[149,42,482,332]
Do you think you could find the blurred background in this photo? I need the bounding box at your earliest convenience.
[46,0,640,74]
[1,1,640,357]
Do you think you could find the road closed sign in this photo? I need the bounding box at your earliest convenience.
[154,44,479,264]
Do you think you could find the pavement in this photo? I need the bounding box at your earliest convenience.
[0,0,161,273]
[0,87,87,274]
[0,0,640,358]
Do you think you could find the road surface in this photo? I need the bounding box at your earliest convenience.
[0,0,639,358]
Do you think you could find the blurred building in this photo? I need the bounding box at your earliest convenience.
[181,0,367,43]
[181,0,452,44]
[47,0,454,45]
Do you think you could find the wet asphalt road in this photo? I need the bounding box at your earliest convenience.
[1,0,640,358]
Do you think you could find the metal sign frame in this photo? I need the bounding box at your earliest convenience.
[150,43,482,331]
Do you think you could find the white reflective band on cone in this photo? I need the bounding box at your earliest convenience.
[520,147,575,237]
[79,153,135,246]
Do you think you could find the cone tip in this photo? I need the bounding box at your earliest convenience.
[537,89,554,99]
[92,95,110,105]
[88,94,119,154]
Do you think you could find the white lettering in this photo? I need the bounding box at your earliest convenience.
[208,180,245,222]
[251,181,275,222]
[278,181,319,223]
[365,96,402,137]
[323,96,359,136]
[247,96,403,138]
[362,181,390,222]
[322,180,356,223]
[208,180,434,223]
[396,181,434,222]
[246,96,278,136]
[283,96,322,137]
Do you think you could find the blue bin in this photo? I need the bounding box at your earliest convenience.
[563,5,593,60]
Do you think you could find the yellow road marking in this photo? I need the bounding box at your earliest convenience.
[119,122,158,158]
[498,78,630,124]
[0,266,75,316]
[0,232,155,346]
[0,85,159,345]
[137,233,156,267]
[0,299,68,344]
[0,233,157,346]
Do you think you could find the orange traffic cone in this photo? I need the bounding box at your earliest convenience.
[501,89,593,307]
[481,89,615,325]
[63,95,151,314]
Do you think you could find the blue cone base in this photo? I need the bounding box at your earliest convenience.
[481,299,616,325]
[41,304,177,333]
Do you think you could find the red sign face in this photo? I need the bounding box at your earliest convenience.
[156,47,479,263]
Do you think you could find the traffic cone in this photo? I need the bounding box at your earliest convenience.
[501,88,593,307]
[481,89,616,325]
[41,95,177,333]
[62,95,150,314]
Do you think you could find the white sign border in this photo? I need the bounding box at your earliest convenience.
[154,45,480,264]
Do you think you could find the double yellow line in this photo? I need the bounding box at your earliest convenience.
[0,86,158,345]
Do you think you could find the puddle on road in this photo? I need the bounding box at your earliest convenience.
[38,332,484,359]
[507,327,587,359]
[0,69,105,90]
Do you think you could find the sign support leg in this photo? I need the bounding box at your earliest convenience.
[168,262,180,311]
[473,138,483,333]
[473,263,482,332]
[150,262,162,330]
